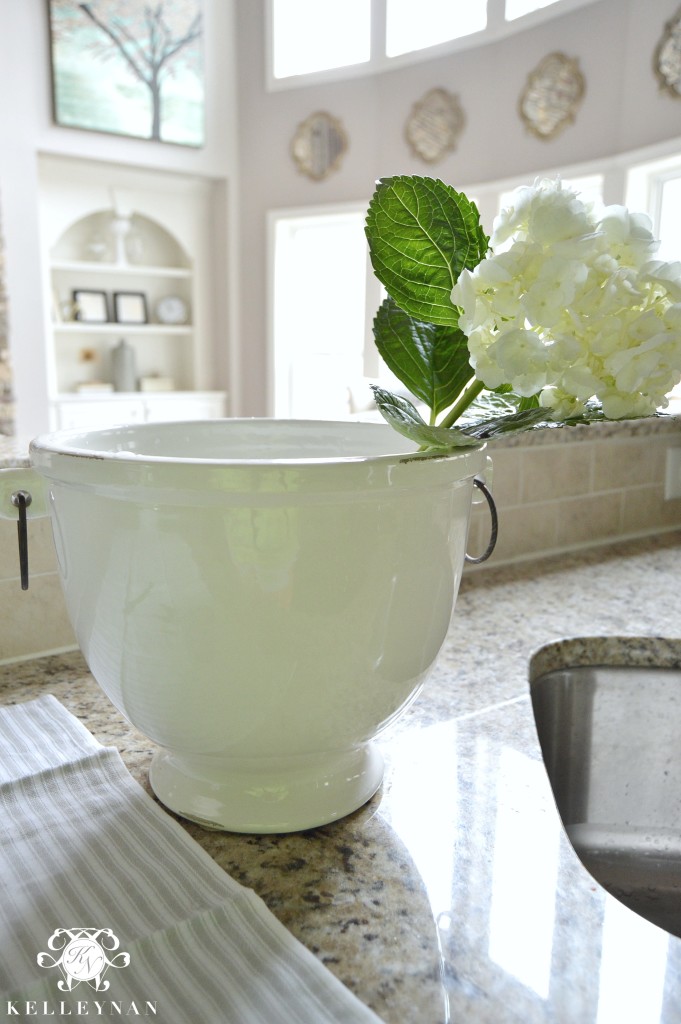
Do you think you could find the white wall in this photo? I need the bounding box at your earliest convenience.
[0,0,238,437]
[234,0,681,415]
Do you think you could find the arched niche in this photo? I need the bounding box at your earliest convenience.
[51,210,191,270]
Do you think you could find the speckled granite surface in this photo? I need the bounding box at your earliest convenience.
[490,411,681,447]
[0,436,30,467]
[530,634,681,679]
[1,532,681,1022]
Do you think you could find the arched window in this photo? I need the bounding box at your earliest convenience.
[268,0,601,88]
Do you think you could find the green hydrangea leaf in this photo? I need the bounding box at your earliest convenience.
[373,297,475,417]
[371,386,483,451]
[459,403,610,439]
[365,176,489,327]
[460,388,541,425]
[459,406,549,438]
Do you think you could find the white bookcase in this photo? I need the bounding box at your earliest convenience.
[38,155,227,431]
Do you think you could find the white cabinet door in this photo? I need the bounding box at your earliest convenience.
[144,394,227,422]
[52,393,226,430]
[56,399,146,430]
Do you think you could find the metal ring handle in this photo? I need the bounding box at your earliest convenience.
[465,477,498,565]
[11,490,32,591]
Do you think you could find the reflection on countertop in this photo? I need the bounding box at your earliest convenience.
[1,531,681,1023]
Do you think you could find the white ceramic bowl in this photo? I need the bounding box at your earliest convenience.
[30,420,486,832]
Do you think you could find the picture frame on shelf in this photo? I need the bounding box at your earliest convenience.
[113,291,148,325]
[73,289,109,324]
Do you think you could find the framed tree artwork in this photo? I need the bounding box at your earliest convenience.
[47,1,204,147]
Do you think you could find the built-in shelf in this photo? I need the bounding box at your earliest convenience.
[38,155,228,432]
[53,323,193,336]
[47,206,201,405]
[51,259,192,278]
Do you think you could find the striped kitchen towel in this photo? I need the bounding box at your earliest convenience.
[0,695,383,1023]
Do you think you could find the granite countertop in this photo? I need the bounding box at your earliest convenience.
[0,436,31,468]
[1,532,681,1022]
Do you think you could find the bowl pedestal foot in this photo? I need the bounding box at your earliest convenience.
[148,743,385,833]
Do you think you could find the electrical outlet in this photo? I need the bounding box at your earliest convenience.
[665,447,681,500]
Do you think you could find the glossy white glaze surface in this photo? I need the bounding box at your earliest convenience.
[28,420,486,831]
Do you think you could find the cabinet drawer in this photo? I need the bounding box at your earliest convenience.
[144,395,227,422]
[56,399,146,430]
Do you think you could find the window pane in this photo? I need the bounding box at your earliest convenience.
[272,0,370,79]
[386,0,487,57]
[658,180,681,405]
[498,174,603,223]
[505,0,560,20]
[657,177,681,262]
[273,212,368,418]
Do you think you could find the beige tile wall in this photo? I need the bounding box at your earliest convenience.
[1,428,680,663]
[466,432,681,569]
[0,516,75,663]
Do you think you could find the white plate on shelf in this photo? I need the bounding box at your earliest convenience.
[156,295,188,325]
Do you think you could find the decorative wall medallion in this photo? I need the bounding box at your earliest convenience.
[291,112,348,181]
[519,52,585,140]
[655,6,681,97]
[405,88,465,163]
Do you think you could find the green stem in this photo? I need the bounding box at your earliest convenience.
[438,378,485,429]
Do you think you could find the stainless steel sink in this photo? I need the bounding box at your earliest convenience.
[531,660,681,937]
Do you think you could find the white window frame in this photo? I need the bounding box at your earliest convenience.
[624,139,681,405]
[266,0,603,91]
[626,150,681,240]
[465,136,681,237]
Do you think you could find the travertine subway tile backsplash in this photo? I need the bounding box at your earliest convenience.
[467,432,681,569]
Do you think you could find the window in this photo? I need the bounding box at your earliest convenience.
[626,153,681,261]
[271,0,370,80]
[654,177,681,262]
[385,0,486,58]
[270,207,378,419]
[269,0,602,87]
[505,0,561,20]
[625,151,681,407]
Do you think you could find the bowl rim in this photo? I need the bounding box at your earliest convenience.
[30,418,484,469]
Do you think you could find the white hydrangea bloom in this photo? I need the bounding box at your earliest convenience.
[487,329,550,396]
[450,177,681,420]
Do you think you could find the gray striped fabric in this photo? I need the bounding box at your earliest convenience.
[0,695,383,1023]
